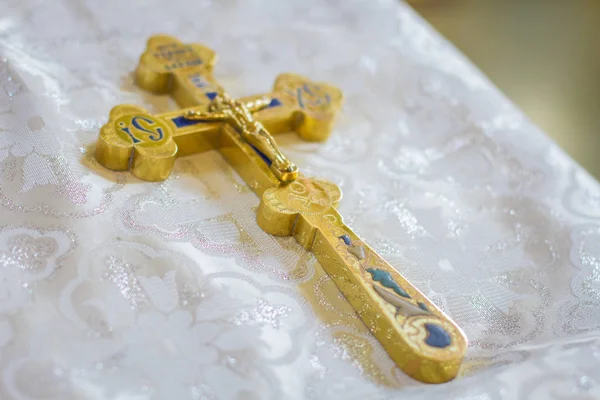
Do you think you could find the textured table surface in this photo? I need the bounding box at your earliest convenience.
[0,0,599,398]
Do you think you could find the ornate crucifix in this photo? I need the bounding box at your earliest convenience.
[94,35,467,383]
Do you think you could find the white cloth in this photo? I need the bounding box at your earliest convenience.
[0,0,599,398]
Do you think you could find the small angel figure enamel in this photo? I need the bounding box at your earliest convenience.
[94,34,467,383]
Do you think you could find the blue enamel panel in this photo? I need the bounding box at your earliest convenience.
[339,234,352,245]
[424,323,452,348]
[269,98,282,108]
[171,116,203,128]
[366,268,410,298]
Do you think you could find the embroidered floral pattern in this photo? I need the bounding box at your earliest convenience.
[0,0,599,398]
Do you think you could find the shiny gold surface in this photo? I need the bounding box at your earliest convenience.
[135,35,343,142]
[93,35,467,383]
[95,104,177,182]
[135,35,219,107]
[97,35,345,182]
[256,176,467,382]
[95,68,343,182]
[185,93,299,183]
[412,0,600,178]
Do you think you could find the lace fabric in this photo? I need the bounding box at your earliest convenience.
[0,0,599,398]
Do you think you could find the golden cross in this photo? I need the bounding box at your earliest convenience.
[94,35,467,383]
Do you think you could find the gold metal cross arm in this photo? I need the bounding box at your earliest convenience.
[136,34,340,143]
[94,86,305,183]
[95,36,341,182]
[93,35,467,384]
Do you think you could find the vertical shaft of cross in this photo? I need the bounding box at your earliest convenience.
[306,216,466,383]
[255,176,467,383]
[208,119,467,384]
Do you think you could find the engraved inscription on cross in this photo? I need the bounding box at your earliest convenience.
[94,35,467,384]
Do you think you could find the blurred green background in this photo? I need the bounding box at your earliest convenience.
[411,0,600,178]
